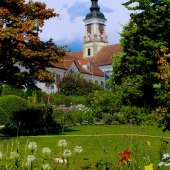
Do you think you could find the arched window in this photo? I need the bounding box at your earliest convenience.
[88,48,91,56]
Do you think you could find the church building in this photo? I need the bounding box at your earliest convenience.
[37,0,122,93]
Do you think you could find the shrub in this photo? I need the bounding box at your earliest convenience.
[11,106,61,135]
[118,106,148,125]
[87,90,122,115]
[73,104,95,124]
[69,95,87,105]
[52,93,87,106]
[0,95,27,124]
[59,73,103,96]
[0,107,8,125]
[25,89,46,102]
[145,111,160,126]
[1,84,25,98]
[53,104,95,126]
[0,85,3,95]
[102,113,114,125]
[53,109,76,127]
[41,94,55,105]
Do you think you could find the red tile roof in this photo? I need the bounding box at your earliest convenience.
[67,51,83,59]
[53,44,122,77]
[52,60,73,70]
[91,44,122,66]
[78,59,89,65]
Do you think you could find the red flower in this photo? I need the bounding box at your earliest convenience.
[119,149,131,164]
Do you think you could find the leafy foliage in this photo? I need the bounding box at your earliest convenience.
[0,95,27,124]
[11,106,60,135]
[153,46,170,131]
[0,107,8,125]
[52,93,87,106]
[109,0,170,107]
[59,73,103,96]
[53,104,94,126]
[25,89,45,102]
[0,85,3,95]
[0,0,66,89]
[87,90,122,115]
[41,94,55,105]
[118,106,148,125]
[1,84,25,98]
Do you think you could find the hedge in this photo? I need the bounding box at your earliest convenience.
[0,95,27,124]
[0,107,8,125]
[1,84,25,98]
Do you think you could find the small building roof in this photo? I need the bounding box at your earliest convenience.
[53,44,122,77]
[66,51,83,59]
[52,60,73,70]
[91,44,122,66]
[78,59,89,65]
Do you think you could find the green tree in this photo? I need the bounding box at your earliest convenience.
[109,0,170,107]
[153,46,170,131]
[0,0,66,89]
[59,73,103,96]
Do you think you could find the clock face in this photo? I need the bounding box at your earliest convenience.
[99,24,104,32]
[87,24,91,32]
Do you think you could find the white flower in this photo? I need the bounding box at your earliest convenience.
[163,153,170,160]
[27,155,36,162]
[54,158,67,163]
[26,161,31,167]
[74,146,83,153]
[0,152,2,159]
[42,147,51,154]
[28,142,37,150]
[42,163,51,170]
[10,152,18,159]
[63,149,72,157]
[165,163,170,166]
[58,140,67,147]
[158,153,170,167]
[158,162,164,167]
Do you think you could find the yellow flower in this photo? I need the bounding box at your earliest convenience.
[144,164,153,170]
[147,141,151,147]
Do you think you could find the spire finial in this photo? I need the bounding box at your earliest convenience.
[90,0,100,12]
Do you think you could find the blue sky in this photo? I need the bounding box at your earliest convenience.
[32,0,131,52]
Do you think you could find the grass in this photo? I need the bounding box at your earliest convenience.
[1,125,170,169]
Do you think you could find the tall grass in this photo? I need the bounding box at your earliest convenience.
[0,125,170,169]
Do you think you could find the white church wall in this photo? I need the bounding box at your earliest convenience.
[39,63,81,94]
[99,65,112,72]
[81,73,104,87]
[67,62,79,74]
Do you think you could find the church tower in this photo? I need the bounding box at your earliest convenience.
[83,0,108,58]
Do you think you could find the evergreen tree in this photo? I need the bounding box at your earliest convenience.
[109,0,170,107]
[0,0,66,89]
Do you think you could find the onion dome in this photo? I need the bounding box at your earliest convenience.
[85,0,106,20]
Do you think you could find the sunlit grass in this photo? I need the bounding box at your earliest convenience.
[0,125,170,169]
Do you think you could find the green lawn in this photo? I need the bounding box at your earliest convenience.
[1,125,170,169]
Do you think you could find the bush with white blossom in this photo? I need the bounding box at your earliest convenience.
[74,104,94,124]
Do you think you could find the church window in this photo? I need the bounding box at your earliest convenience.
[88,49,91,56]
[99,24,104,31]
[70,68,74,74]
[56,74,60,81]
[87,24,91,32]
